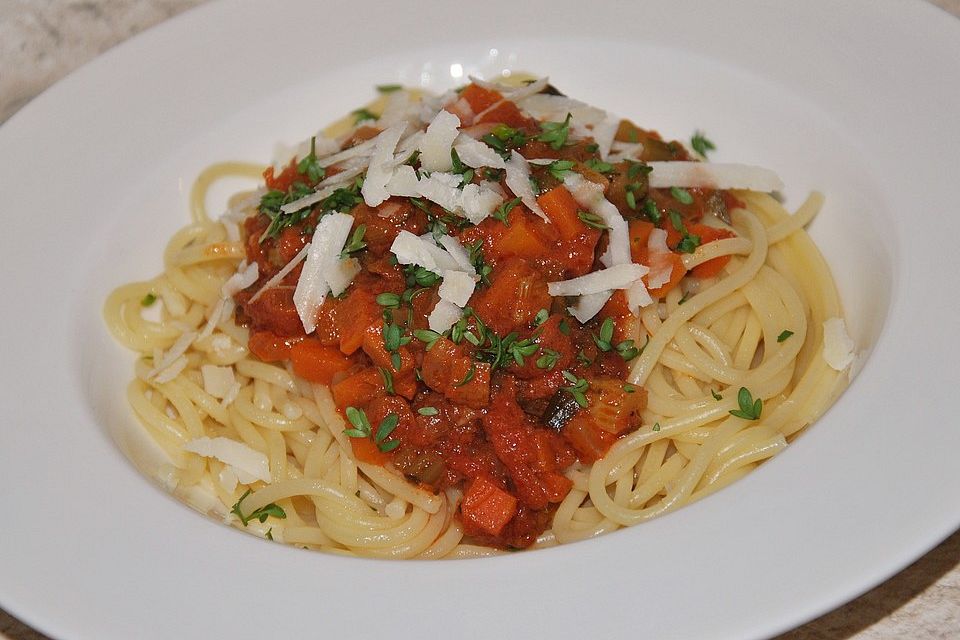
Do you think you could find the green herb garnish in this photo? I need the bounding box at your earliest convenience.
[578,210,608,230]
[670,186,694,205]
[141,293,157,307]
[344,407,400,452]
[537,113,572,150]
[561,370,590,408]
[729,387,762,420]
[352,108,378,124]
[777,330,794,342]
[690,131,716,158]
[491,197,521,226]
[230,489,287,527]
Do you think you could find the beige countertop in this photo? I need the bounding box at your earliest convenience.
[1,1,958,638]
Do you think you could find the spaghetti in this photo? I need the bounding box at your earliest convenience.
[104,78,851,557]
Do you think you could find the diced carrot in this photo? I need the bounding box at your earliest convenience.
[543,472,573,503]
[330,367,383,410]
[289,340,353,385]
[628,219,656,263]
[646,251,687,298]
[471,258,552,335]
[475,100,536,129]
[461,476,519,536]
[262,160,298,192]
[460,84,503,113]
[494,214,552,259]
[348,435,391,466]
[247,330,304,362]
[585,378,648,435]
[562,414,618,463]
[537,187,583,241]
[445,360,491,408]
[336,289,380,355]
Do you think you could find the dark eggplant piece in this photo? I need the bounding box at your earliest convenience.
[541,389,581,432]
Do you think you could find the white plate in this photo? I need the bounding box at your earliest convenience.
[2,1,959,638]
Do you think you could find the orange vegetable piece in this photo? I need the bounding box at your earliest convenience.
[330,367,383,410]
[348,435,392,466]
[289,340,353,385]
[461,476,519,536]
[537,186,583,241]
[687,223,736,279]
[460,84,503,114]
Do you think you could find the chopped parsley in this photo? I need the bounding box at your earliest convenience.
[343,407,400,452]
[690,131,716,158]
[230,489,287,527]
[534,308,549,326]
[711,389,723,401]
[352,108,378,124]
[481,124,528,159]
[413,329,442,350]
[670,186,694,205]
[561,370,590,408]
[378,366,395,394]
[643,198,662,224]
[537,113,572,150]
[140,293,157,307]
[547,159,575,181]
[491,197,521,226]
[450,147,475,186]
[668,209,701,254]
[376,292,401,308]
[777,330,794,342]
[376,83,403,93]
[729,387,762,421]
[453,364,476,387]
[297,136,325,183]
[417,406,439,416]
[652,422,661,432]
[468,240,493,286]
[578,210,608,230]
[536,348,560,371]
[339,224,367,259]
[585,158,616,174]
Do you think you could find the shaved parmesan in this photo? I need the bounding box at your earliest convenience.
[607,141,644,163]
[385,165,420,197]
[279,164,366,214]
[293,213,356,334]
[379,90,422,127]
[419,110,461,172]
[627,280,654,313]
[453,135,506,169]
[248,243,310,304]
[468,75,549,102]
[436,235,475,274]
[154,355,188,384]
[648,162,784,192]
[646,228,673,290]
[201,365,237,399]
[183,436,271,485]
[590,114,620,160]
[220,261,258,298]
[562,172,630,266]
[361,123,406,206]
[822,317,855,371]
[416,171,463,211]
[429,299,463,333]
[567,291,613,323]
[505,151,547,221]
[548,264,648,297]
[147,331,197,380]
[325,257,361,296]
[460,182,504,224]
[390,230,461,275]
[316,135,379,168]
[438,270,476,307]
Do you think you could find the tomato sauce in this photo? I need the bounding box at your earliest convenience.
[232,82,739,548]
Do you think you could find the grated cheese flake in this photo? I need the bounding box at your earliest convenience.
[418,109,461,172]
[390,230,461,275]
[438,270,477,307]
[647,162,784,192]
[220,261,259,299]
[361,123,407,207]
[505,151,548,221]
[822,317,855,371]
[293,213,356,334]
[428,299,463,333]
[183,436,271,484]
[548,263,648,297]
[567,291,614,323]
[201,364,237,399]
[562,172,631,266]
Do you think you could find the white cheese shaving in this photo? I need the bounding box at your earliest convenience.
[459,182,504,224]
[607,141,645,163]
[154,355,188,384]
[646,228,673,289]
[436,235,475,274]
[438,270,476,307]
[627,280,654,314]
[468,75,549,102]
[453,134,506,169]
[220,261,259,298]
[548,264,648,297]
[390,230,461,275]
[247,243,310,304]
[647,162,784,192]
[822,317,855,371]
[567,291,613,323]
[418,110,461,172]
[361,123,406,207]
[416,171,463,212]
[590,114,620,160]
[428,299,463,333]
[183,436,271,484]
[505,151,547,221]
[379,90,422,127]
[562,172,631,266]
[385,165,421,197]
[147,331,197,380]
[201,365,237,399]
[278,164,366,214]
[293,213,356,334]
[316,135,380,168]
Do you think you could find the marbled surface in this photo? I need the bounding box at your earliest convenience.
[1,1,958,638]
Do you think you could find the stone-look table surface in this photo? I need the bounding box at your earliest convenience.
[1,1,958,638]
